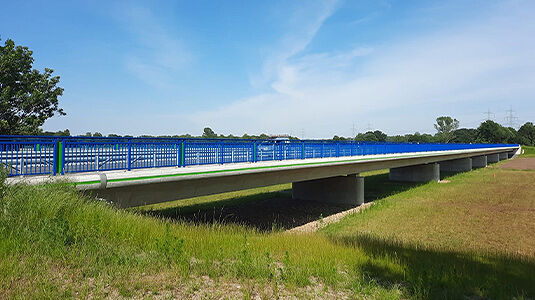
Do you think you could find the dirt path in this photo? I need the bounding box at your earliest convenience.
[287,202,374,233]
[499,158,535,170]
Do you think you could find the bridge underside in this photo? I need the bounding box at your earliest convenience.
[78,148,519,208]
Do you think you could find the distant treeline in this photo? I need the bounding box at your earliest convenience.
[40,127,300,141]
[335,120,535,146]
[40,119,535,146]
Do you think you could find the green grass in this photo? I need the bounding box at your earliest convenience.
[1,166,534,298]
[521,145,535,157]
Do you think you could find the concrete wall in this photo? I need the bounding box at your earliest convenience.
[487,153,500,163]
[389,163,439,182]
[499,152,508,160]
[292,174,364,205]
[439,158,472,172]
[472,156,487,168]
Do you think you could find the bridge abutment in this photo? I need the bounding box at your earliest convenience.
[292,174,364,206]
[439,158,472,172]
[389,163,440,183]
[471,155,487,168]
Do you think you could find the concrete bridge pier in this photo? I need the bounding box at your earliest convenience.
[499,152,508,160]
[439,158,472,172]
[389,163,440,183]
[487,154,500,163]
[292,174,364,206]
[471,156,487,168]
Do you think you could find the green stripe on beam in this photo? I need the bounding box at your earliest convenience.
[72,153,434,186]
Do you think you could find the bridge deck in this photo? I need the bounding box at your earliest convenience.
[8,146,516,189]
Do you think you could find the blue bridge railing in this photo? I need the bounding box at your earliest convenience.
[0,135,518,177]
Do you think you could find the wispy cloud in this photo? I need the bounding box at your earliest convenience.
[118,4,193,88]
[252,0,340,89]
[187,0,535,138]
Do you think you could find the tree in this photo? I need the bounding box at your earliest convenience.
[0,39,64,135]
[452,128,478,143]
[434,116,459,143]
[406,132,435,143]
[202,127,217,138]
[518,122,535,146]
[355,131,378,141]
[372,130,387,142]
[42,128,70,136]
[476,120,511,143]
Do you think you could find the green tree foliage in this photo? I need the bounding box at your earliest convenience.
[476,120,512,143]
[452,128,478,143]
[355,132,378,141]
[0,39,64,135]
[372,130,387,142]
[406,132,435,143]
[202,127,217,138]
[518,122,535,146]
[434,116,459,143]
[42,129,70,136]
[355,130,387,142]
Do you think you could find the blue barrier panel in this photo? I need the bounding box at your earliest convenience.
[0,135,519,177]
[0,140,56,176]
[130,142,180,170]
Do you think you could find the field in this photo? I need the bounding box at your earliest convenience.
[521,145,535,157]
[1,154,534,299]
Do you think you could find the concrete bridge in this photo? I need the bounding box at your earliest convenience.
[10,145,520,208]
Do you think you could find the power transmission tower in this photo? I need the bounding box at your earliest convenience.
[351,122,356,137]
[504,106,518,128]
[366,122,373,131]
[484,109,494,121]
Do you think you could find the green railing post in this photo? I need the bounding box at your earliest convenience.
[180,140,185,167]
[55,140,63,175]
[128,139,132,170]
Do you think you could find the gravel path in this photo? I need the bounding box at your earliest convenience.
[287,202,374,233]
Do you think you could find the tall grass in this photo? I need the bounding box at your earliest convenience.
[1,167,534,298]
[0,181,399,298]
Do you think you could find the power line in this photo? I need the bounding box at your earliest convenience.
[504,106,518,128]
[483,109,495,121]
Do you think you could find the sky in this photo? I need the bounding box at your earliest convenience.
[1,0,534,138]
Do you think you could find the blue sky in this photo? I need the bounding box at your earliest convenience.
[1,0,534,138]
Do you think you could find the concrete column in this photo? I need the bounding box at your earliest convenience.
[471,155,487,168]
[487,154,500,163]
[499,152,508,160]
[389,163,440,183]
[440,158,472,172]
[292,174,364,206]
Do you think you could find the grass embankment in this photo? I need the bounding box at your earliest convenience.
[521,145,535,157]
[1,164,535,298]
